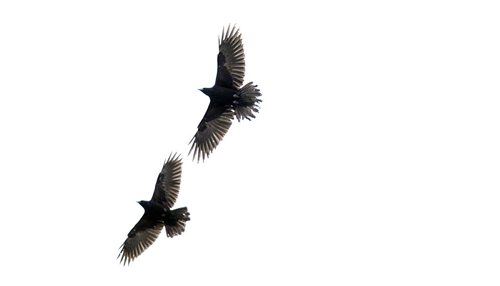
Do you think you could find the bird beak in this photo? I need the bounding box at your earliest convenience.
[198,88,202,92]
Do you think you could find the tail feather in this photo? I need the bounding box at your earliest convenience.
[165,207,190,238]
[233,82,262,122]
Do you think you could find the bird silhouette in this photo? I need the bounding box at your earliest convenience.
[118,153,190,265]
[189,25,262,162]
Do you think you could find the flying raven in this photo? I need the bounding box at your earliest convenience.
[118,153,190,265]
[189,25,262,162]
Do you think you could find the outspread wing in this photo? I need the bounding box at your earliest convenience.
[215,25,245,89]
[189,102,234,162]
[151,153,182,209]
[118,215,164,265]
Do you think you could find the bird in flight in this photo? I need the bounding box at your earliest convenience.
[118,153,190,265]
[189,25,262,162]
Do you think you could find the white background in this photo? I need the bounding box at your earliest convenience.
[1,1,499,285]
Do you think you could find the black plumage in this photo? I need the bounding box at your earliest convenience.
[118,153,190,265]
[189,25,262,162]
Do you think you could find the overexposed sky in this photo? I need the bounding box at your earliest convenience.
[1,1,499,285]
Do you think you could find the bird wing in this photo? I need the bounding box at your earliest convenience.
[189,102,234,162]
[118,215,164,265]
[151,153,182,209]
[215,25,245,89]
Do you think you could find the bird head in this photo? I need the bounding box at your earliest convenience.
[137,200,148,209]
[198,88,210,96]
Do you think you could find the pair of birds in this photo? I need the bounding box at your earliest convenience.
[118,25,262,265]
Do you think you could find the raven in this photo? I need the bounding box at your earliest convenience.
[118,153,190,265]
[189,25,262,162]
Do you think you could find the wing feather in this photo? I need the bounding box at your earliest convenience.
[215,25,245,89]
[118,215,163,265]
[189,104,233,162]
[151,153,182,209]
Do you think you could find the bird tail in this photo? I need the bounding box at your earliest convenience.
[165,207,190,238]
[233,82,262,121]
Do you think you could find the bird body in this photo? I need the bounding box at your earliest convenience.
[189,25,262,162]
[118,153,190,265]
[135,200,180,223]
[200,85,237,105]
[137,200,165,215]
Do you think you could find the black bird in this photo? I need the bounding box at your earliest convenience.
[189,25,262,162]
[118,153,190,265]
